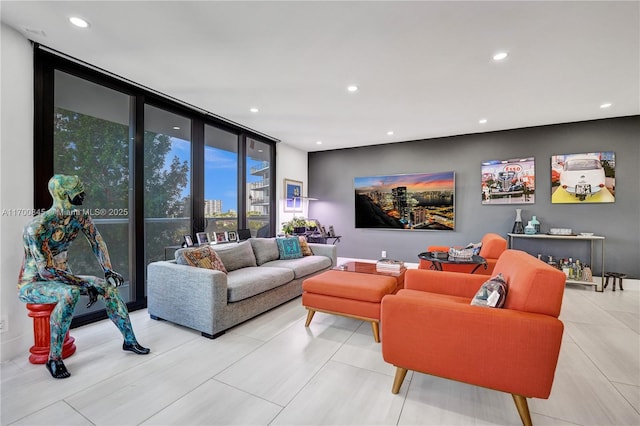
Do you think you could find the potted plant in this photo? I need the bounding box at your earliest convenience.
[281,216,308,235]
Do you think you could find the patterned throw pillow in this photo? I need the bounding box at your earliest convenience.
[276,237,303,260]
[471,273,508,308]
[298,236,313,256]
[465,241,483,255]
[175,245,227,273]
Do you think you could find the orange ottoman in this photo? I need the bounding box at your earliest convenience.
[302,270,398,342]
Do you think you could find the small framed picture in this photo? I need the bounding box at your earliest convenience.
[196,232,210,245]
[227,231,238,242]
[183,235,194,247]
[214,232,228,243]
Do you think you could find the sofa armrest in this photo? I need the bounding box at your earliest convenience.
[147,261,228,335]
[381,289,564,399]
[405,269,487,299]
[308,243,337,267]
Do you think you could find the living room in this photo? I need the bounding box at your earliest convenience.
[1,1,639,425]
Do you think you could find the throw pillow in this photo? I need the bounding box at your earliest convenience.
[276,237,303,260]
[471,273,508,308]
[465,241,483,255]
[212,240,257,271]
[175,246,227,273]
[298,236,313,256]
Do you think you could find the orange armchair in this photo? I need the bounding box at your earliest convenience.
[381,249,566,426]
[419,232,507,275]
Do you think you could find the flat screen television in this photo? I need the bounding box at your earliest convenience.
[354,171,455,230]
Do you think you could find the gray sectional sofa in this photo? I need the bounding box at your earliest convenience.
[147,237,337,338]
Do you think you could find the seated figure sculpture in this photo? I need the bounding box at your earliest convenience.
[17,175,150,379]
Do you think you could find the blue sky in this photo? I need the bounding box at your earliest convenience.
[170,138,264,213]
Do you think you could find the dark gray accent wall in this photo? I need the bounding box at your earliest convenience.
[308,116,640,278]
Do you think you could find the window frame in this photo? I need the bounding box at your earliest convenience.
[33,46,277,327]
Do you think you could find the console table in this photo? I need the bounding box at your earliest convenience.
[507,233,605,292]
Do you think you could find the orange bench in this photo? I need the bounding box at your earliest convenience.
[302,270,398,342]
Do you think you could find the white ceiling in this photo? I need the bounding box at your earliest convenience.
[2,1,638,152]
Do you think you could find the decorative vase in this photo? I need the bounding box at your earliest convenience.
[512,209,524,234]
[531,215,540,234]
[524,220,536,235]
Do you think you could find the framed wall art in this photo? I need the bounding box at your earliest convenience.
[354,171,455,230]
[551,151,615,203]
[284,178,303,212]
[481,157,535,205]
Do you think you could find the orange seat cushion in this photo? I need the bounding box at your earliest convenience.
[302,270,397,302]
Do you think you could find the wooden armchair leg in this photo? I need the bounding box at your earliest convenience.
[392,367,408,394]
[512,394,532,426]
[304,309,315,327]
[370,321,380,343]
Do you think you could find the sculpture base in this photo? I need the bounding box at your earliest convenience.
[26,303,76,364]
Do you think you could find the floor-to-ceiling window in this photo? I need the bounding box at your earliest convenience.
[204,124,238,237]
[246,137,272,237]
[34,47,277,326]
[53,70,134,317]
[143,105,192,267]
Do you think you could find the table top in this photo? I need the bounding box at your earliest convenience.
[334,261,407,277]
[507,233,604,240]
[418,251,487,265]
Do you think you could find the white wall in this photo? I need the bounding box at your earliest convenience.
[1,23,36,362]
[275,142,309,234]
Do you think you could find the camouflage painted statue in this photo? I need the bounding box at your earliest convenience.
[18,175,149,379]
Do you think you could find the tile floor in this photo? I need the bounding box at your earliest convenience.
[2,263,639,425]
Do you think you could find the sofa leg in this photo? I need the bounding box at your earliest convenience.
[392,367,408,394]
[512,394,532,426]
[150,315,163,321]
[305,309,316,327]
[202,330,225,339]
[370,321,380,343]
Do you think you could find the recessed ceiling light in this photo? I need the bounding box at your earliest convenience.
[69,17,90,28]
[479,119,488,124]
[387,131,394,136]
[316,141,323,145]
[249,107,259,113]
[600,102,612,109]
[347,85,359,92]
[493,52,508,61]
[172,126,181,130]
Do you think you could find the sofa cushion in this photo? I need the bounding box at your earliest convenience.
[262,255,332,279]
[276,237,303,259]
[174,246,227,273]
[226,266,295,302]
[212,240,257,271]
[471,273,508,308]
[249,237,280,265]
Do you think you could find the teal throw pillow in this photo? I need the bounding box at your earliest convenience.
[276,237,303,260]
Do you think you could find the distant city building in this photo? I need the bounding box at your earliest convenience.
[204,199,222,216]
